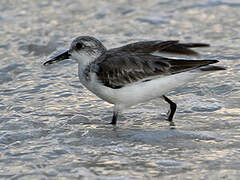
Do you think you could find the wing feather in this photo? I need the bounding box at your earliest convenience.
[110,40,210,56]
[92,52,218,89]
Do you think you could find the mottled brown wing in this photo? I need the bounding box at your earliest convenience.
[94,52,218,89]
[110,40,209,56]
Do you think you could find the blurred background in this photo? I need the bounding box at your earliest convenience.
[0,0,239,179]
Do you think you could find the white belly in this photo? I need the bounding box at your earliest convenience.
[110,71,200,106]
[79,68,202,108]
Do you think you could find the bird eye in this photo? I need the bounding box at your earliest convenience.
[76,42,84,49]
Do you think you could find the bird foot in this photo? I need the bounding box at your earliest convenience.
[169,121,175,129]
[109,122,116,126]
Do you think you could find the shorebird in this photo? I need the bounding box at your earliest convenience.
[44,36,225,127]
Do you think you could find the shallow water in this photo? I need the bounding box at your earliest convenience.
[0,0,240,179]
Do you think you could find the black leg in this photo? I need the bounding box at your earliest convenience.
[110,111,118,125]
[162,95,177,126]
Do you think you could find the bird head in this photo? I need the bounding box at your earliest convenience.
[44,36,106,66]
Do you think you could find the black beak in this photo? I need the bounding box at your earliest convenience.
[43,49,70,66]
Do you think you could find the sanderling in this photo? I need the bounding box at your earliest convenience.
[44,36,225,127]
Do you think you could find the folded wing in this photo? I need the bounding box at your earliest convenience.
[110,40,209,56]
[93,52,218,89]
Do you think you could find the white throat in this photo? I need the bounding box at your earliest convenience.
[70,51,97,67]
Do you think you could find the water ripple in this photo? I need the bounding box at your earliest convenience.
[0,0,239,179]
